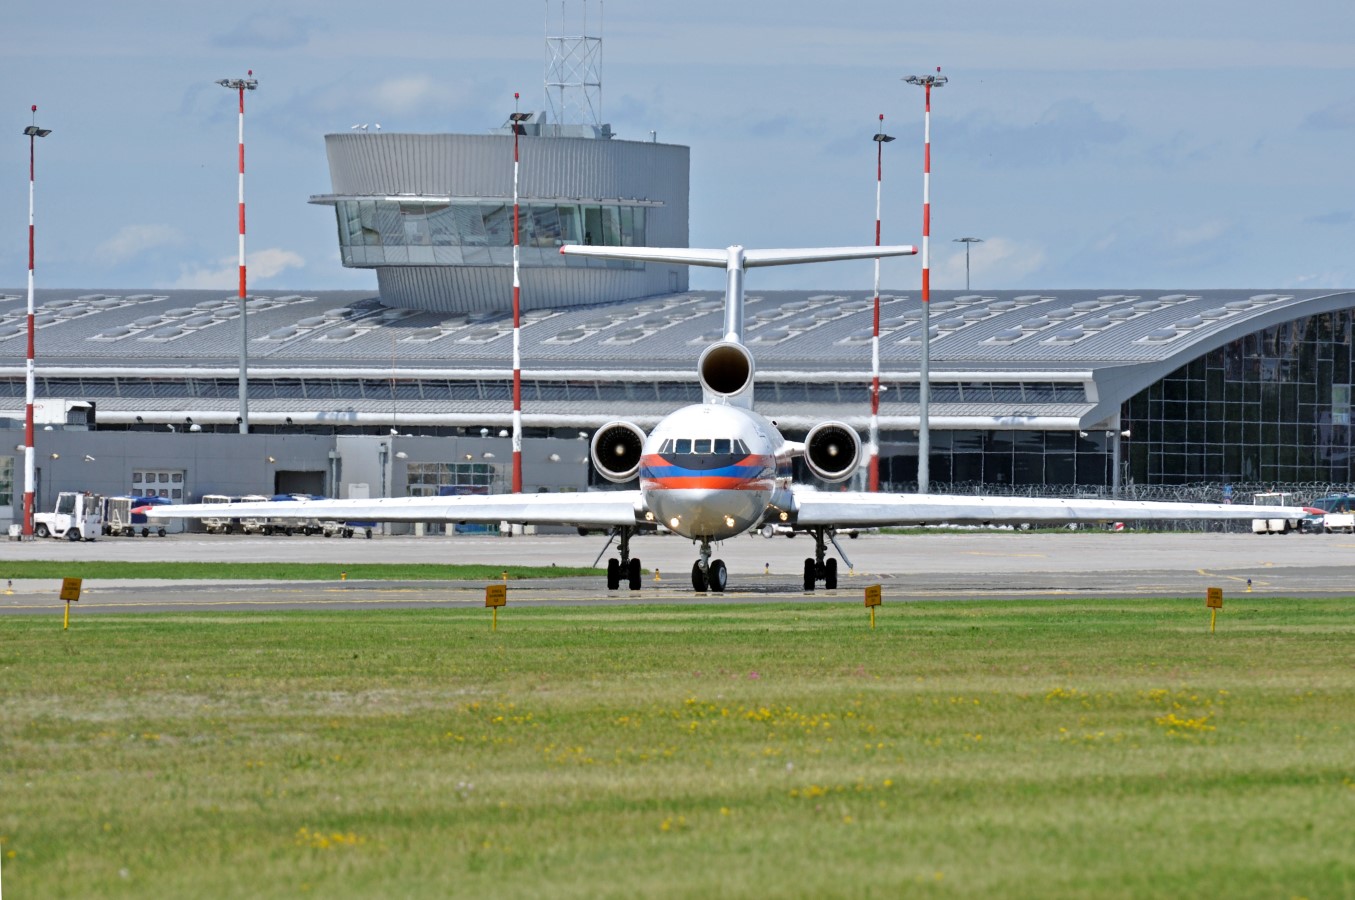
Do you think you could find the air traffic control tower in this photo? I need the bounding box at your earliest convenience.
[310,128,688,314]
[309,5,689,314]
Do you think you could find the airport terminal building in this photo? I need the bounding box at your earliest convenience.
[2,121,1353,529]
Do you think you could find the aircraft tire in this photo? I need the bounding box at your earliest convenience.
[691,561,707,592]
[824,558,838,590]
[627,558,642,591]
[803,558,816,591]
[607,558,621,591]
[708,559,728,593]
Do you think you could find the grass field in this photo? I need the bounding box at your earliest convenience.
[3,598,1353,898]
[0,560,602,581]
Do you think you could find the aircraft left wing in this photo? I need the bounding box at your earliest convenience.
[789,488,1312,528]
[145,490,647,528]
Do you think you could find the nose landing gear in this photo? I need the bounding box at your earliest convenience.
[690,537,728,592]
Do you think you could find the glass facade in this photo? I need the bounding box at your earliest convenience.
[405,461,498,496]
[333,200,648,268]
[875,431,1111,489]
[1125,310,1354,484]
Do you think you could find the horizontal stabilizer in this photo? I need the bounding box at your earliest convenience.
[743,246,917,267]
[560,244,917,268]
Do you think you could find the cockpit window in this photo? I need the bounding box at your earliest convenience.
[675,439,691,454]
[694,439,712,454]
[713,438,731,454]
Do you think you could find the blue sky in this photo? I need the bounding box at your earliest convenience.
[3,1,1352,293]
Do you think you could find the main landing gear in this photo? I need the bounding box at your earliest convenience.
[599,526,642,591]
[691,537,728,592]
[803,527,850,591]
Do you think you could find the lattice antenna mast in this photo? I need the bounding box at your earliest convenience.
[544,0,603,128]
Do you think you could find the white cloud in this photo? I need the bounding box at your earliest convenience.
[934,237,1046,290]
[363,76,440,116]
[166,248,305,290]
[1169,220,1231,248]
[94,225,184,265]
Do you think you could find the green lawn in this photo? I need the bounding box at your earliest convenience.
[3,599,1353,898]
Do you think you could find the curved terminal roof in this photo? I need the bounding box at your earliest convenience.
[1,287,1351,431]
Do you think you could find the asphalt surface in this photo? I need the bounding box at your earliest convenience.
[3,528,1352,614]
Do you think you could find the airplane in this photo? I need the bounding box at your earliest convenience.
[149,241,1310,593]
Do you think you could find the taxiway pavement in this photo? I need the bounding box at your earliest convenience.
[2,529,1352,614]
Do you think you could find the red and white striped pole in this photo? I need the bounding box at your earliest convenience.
[217,71,257,434]
[869,115,894,493]
[22,106,52,538]
[510,93,526,494]
[905,69,946,495]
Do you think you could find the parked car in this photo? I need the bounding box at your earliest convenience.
[1304,493,1355,533]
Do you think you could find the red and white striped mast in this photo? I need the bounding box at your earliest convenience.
[868,114,894,492]
[22,106,52,538]
[509,94,532,494]
[905,68,946,495]
[216,71,257,434]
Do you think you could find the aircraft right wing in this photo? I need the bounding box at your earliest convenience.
[789,489,1314,528]
[145,490,647,529]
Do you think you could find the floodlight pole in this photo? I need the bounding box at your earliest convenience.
[905,69,946,495]
[954,237,982,291]
[869,115,895,492]
[509,94,533,495]
[22,106,52,538]
[217,72,257,434]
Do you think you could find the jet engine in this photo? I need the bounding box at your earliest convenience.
[698,341,755,402]
[803,421,862,483]
[589,421,647,483]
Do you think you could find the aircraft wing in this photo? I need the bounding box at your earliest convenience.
[145,491,647,528]
[789,488,1312,528]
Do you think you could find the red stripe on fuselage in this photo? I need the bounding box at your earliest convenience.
[643,476,773,491]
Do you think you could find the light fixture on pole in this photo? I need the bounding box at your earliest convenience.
[904,68,947,495]
[509,94,533,494]
[953,237,982,291]
[22,106,52,538]
[868,115,894,493]
[216,71,257,434]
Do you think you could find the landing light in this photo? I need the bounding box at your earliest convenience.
[669,517,680,529]
[724,516,736,528]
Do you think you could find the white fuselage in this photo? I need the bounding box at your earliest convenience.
[638,403,793,541]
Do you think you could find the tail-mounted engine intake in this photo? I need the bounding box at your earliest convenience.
[803,422,862,483]
[590,421,647,483]
[698,341,755,405]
